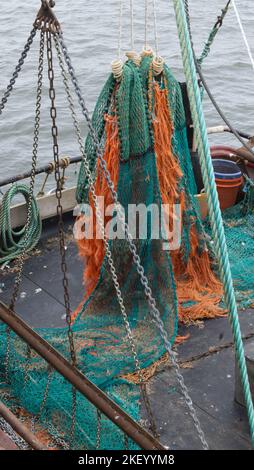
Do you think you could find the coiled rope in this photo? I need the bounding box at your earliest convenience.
[0,184,41,265]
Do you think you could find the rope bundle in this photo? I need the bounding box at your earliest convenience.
[0,184,42,265]
[112,0,163,80]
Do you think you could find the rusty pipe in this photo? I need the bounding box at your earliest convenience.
[0,400,46,450]
[0,155,81,188]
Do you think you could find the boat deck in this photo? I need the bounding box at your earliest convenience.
[0,213,253,450]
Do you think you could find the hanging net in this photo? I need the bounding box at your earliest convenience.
[76,54,223,324]
[1,48,254,450]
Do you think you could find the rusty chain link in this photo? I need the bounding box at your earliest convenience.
[0,29,37,116]
[58,31,209,449]
[54,34,158,439]
[96,410,102,450]
[46,30,77,448]
[5,30,45,382]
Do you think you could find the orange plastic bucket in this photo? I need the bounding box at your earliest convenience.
[215,177,243,210]
[215,176,242,185]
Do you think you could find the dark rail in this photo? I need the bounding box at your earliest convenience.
[0,156,82,189]
[0,400,46,450]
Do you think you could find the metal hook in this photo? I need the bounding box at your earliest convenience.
[35,0,61,33]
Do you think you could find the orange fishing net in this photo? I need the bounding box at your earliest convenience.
[74,78,224,326]
[73,113,120,321]
[152,81,224,323]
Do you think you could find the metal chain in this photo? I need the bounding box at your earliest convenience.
[54,35,158,439]
[0,416,30,450]
[24,363,52,439]
[124,433,129,450]
[30,364,53,436]
[23,345,32,386]
[4,328,11,383]
[5,30,53,435]
[70,386,77,448]
[0,28,37,115]
[96,410,102,450]
[4,31,45,384]
[36,365,54,422]
[45,31,76,449]
[9,30,45,310]
[57,32,208,449]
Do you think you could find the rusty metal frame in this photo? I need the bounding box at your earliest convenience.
[0,302,165,450]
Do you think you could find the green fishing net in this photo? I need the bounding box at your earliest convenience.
[205,178,254,310]
[0,54,254,450]
[0,57,180,450]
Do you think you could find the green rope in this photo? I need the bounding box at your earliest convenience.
[172,0,254,447]
[198,0,231,66]
[0,184,41,265]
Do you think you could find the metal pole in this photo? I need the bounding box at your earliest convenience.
[0,302,165,450]
[0,400,46,450]
[0,156,81,189]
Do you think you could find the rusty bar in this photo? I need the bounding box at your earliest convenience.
[0,302,165,450]
[0,400,46,450]
[0,155,81,188]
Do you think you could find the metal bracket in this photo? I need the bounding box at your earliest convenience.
[34,0,61,33]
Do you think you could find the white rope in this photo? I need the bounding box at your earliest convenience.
[152,0,159,56]
[130,0,134,50]
[232,0,254,72]
[118,0,123,58]
[112,0,124,80]
[145,0,149,50]
[151,0,164,75]
[143,0,154,56]
[126,0,141,65]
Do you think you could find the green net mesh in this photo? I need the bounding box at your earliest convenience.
[1,55,254,450]
[0,58,179,450]
[205,178,254,310]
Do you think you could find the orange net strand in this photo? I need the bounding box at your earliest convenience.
[72,114,120,321]
[153,82,224,322]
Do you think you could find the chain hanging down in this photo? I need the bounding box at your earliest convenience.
[54,34,158,440]
[45,29,77,449]
[57,31,209,450]
[0,0,208,450]
[4,30,45,385]
[0,29,36,116]
[0,18,65,446]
